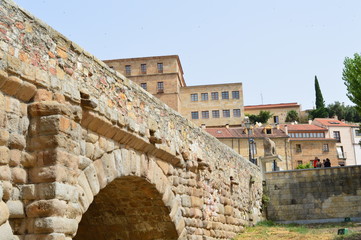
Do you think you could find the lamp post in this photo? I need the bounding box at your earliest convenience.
[244,117,253,162]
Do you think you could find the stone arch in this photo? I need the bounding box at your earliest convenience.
[73,148,185,240]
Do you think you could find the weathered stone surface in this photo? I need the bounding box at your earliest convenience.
[0,221,14,240]
[6,200,24,218]
[0,201,10,225]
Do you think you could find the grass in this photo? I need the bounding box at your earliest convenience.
[233,221,361,240]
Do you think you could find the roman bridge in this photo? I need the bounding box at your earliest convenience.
[0,1,263,239]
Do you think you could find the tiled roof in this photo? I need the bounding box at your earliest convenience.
[289,138,337,141]
[205,127,288,139]
[313,118,351,127]
[279,124,327,132]
[244,102,300,110]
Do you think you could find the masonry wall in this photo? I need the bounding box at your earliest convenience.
[265,166,361,223]
[0,1,263,239]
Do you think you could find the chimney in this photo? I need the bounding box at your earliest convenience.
[225,124,229,129]
[284,125,288,135]
[308,119,312,125]
[201,124,206,129]
[276,124,280,130]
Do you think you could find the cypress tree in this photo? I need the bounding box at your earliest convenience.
[315,76,325,109]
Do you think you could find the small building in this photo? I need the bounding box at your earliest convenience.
[312,118,356,166]
[281,124,338,168]
[205,125,290,171]
[245,102,302,124]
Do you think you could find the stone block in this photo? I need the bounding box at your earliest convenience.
[11,167,27,183]
[9,149,21,166]
[83,164,100,195]
[15,81,37,102]
[0,201,9,225]
[19,184,36,200]
[6,200,24,218]
[0,129,9,146]
[26,199,67,218]
[33,217,78,235]
[8,133,26,150]
[0,76,22,96]
[93,159,107,189]
[35,183,78,202]
[0,146,10,164]
[23,233,67,240]
[0,166,11,181]
[0,221,14,240]
[21,152,36,168]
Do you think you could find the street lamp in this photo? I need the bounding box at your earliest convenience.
[244,117,253,163]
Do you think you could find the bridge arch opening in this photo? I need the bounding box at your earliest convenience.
[74,176,178,240]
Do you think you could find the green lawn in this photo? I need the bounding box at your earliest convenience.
[233,221,361,240]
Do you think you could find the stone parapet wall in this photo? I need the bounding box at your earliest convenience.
[265,166,361,223]
[0,0,263,239]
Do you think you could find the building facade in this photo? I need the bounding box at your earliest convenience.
[312,118,356,166]
[104,55,244,126]
[350,125,361,165]
[103,55,186,111]
[245,102,302,124]
[281,124,338,168]
[180,83,244,126]
[205,125,291,171]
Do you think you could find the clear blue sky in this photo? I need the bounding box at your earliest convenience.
[14,0,361,110]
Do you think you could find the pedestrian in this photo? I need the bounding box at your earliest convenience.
[324,158,331,167]
[313,157,319,168]
[316,159,322,168]
[322,159,326,168]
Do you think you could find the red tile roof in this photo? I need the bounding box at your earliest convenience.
[313,118,351,127]
[244,102,300,110]
[279,124,327,132]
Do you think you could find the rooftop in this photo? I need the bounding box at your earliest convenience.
[313,118,351,127]
[205,126,288,139]
[280,124,328,132]
[244,102,300,110]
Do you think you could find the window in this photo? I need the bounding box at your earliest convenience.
[212,110,220,118]
[157,63,163,73]
[333,131,341,142]
[125,65,131,75]
[221,91,229,99]
[297,160,303,166]
[223,110,230,118]
[295,144,302,152]
[190,93,198,101]
[140,83,147,90]
[356,129,361,136]
[201,93,208,101]
[336,146,345,159]
[157,82,164,93]
[233,109,241,117]
[141,64,147,74]
[191,111,199,119]
[201,111,209,119]
[232,91,240,99]
[266,129,272,134]
[323,144,329,152]
[211,92,219,100]
[273,116,279,124]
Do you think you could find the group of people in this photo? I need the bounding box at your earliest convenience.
[313,157,331,168]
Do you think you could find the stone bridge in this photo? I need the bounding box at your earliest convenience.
[0,1,263,239]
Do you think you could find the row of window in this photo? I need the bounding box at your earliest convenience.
[191,109,241,119]
[295,143,329,153]
[125,63,163,75]
[289,132,325,138]
[190,91,240,102]
[140,82,164,92]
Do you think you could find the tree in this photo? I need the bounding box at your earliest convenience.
[327,101,345,120]
[285,110,299,122]
[246,111,273,124]
[343,53,361,114]
[309,76,328,119]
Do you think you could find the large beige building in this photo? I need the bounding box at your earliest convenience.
[180,83,244,126]
[104,55,244,126]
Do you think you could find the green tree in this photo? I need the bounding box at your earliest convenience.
[309,76,328,119]
[285,110,299,122]
[246,111,273,124]
[327,101,345,120]
[343,53,361,114]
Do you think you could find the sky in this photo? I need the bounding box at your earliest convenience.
[13,0,361,110]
